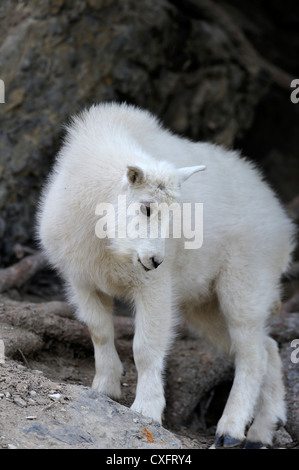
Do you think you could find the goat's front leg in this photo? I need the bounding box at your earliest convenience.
[130,276,174,423]
[71,284,123,399]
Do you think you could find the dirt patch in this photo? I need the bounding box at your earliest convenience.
[0,359,68,449]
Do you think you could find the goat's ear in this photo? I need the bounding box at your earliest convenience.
[177,165,206,185]
[127,165,145,185]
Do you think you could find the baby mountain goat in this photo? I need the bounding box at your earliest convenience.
[37,102,295,448]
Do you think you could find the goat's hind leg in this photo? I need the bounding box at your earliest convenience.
[214,272,274,447]
[243,336,286,448]
[214,324,268,447]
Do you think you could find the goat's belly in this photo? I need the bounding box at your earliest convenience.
[179,293,231,352]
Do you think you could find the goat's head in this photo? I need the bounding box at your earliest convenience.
[99,159,205,271]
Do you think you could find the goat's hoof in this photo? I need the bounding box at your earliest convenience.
[243,440,266,449]
[215,434,242,448]
[276,418,285,429]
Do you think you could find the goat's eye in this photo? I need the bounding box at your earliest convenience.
[141,204,151,217]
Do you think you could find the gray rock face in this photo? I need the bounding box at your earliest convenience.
[22,387,183,449]
[0,0,267,265]
[0,360,186,449]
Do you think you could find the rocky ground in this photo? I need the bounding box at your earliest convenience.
[0,326,297,450]
[0,360,189,449]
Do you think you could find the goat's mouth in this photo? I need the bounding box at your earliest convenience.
[137,257,151,272]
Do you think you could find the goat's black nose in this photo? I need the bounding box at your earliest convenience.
[151,257,162,269]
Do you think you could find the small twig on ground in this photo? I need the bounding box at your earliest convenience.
[18,348,32,369]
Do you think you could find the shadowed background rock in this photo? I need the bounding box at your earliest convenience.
[1,0,298,265]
